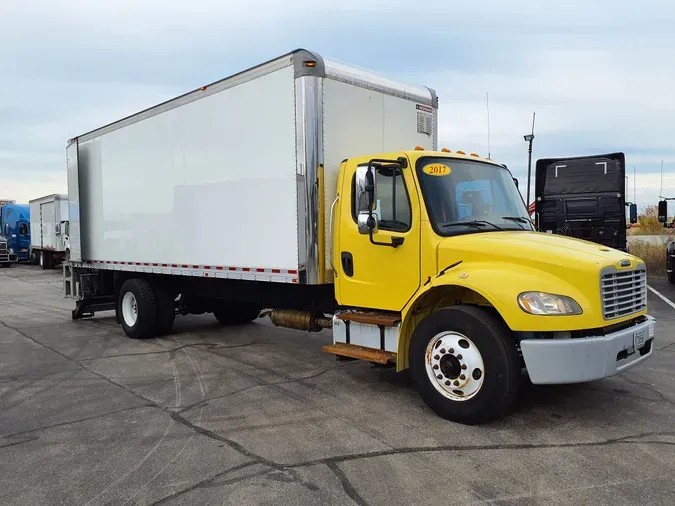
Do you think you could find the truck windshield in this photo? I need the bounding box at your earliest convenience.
[416,157,533,236]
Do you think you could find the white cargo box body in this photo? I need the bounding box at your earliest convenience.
[67,49,437,285]
[30,194,69,252]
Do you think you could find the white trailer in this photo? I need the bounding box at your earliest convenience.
[30,193,70,269]
[64,47,437,320]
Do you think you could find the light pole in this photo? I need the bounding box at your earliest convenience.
[524,112,536,207]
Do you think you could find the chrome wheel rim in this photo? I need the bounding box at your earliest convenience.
[121,292,138,327]
[424,331,485,402]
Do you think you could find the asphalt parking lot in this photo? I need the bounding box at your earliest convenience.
[1,265,674,506]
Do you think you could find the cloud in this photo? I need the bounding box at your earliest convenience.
[1,0,674,210]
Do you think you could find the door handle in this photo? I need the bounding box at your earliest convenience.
[341,252,354,277]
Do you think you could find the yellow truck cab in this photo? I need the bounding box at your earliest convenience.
[328,148,654,424]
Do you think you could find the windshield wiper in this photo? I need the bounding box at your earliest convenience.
[501,216,532,229]
[502,216,529,223]
[441,220,504,231]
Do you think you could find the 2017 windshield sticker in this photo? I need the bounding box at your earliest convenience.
[423,163,451,176]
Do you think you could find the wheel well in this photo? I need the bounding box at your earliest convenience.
[397,285,507,372]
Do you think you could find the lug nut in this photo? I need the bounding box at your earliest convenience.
[453,380,459,386]
[433,364,439,370]
[434,355,440,360]
[460,374,466,380]
[437,375,443,380]
[457,354,463,360]
[449,348,454,354]
[440,348,446,354]
[445,380,451,386]
[461,364,467,370]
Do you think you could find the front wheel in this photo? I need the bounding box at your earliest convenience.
[409,305,521,425]
[669,271,675,284]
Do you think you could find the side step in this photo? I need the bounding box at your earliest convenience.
[336,311,401,327]
[322,343,397,364]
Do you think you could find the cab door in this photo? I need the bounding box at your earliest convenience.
[334,158,421,312]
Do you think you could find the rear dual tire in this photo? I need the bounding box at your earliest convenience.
[118,278,176,339]
[409,305,521,425]
[213,302,262,325]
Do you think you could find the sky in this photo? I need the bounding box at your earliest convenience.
[1,0,674,212]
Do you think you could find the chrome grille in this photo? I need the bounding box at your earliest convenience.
[601,267,647,319]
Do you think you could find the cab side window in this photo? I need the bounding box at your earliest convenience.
[352,166,412,232]
[19,223,28,236]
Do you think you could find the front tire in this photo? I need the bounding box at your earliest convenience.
[409,305,521,425]
[669,272,675,284]
[118,278,158,339]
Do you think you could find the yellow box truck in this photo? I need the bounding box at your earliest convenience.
[64,49,655,424]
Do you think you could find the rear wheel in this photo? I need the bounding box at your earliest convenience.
[39,250,52,270]
[213,302,262,325]
[409,305,521,425]
[118,278,158,339]
[153,283,176,336]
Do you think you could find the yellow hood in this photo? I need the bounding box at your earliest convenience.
[438,231,640,273]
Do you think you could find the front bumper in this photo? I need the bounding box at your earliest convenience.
[0,253,17,263]
[521,315,656,385]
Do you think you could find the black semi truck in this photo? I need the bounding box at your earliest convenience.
[533,152,637,252]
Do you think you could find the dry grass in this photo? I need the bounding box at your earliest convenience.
[628,236,672,277]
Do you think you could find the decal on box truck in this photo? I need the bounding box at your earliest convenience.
[416,104,433,136]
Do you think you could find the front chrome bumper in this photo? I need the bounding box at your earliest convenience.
[521,315,656,384]
[0,252,17,263]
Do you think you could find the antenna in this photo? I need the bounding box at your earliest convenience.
[661,159,664,198]
[486,92,491,159]
[633,165,636,204]
[531,112,536,136]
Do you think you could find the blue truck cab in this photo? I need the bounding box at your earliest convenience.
[0,204,31,262]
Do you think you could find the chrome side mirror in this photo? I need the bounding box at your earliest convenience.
[357,212,378,235]
[355,166,376,213]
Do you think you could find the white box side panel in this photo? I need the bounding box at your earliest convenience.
[78,66,299,270]
[41,202,56,250]
[29,201,41,249]
[58,198,68,223]
[322,79,435,269]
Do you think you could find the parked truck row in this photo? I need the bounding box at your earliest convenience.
[62,49,655,424]
[0,195,71,269]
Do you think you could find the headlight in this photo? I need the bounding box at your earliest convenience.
[9,248,14,254]
[518,292,582,315]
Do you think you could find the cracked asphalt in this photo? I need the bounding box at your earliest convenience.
[1,265,675,506]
